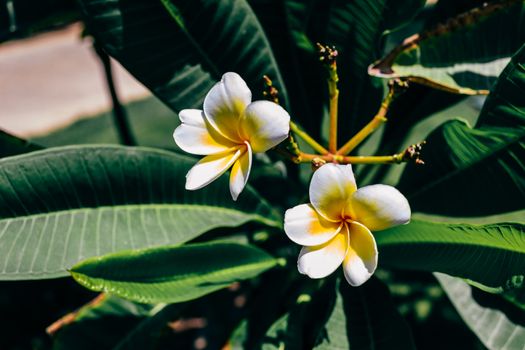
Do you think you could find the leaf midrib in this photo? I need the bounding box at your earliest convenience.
[71,258,276,285]
[0,203,281,228]
[377,221,525,253]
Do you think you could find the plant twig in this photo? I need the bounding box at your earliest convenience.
[93,42,136,146]
[299,141,426,165]
[46,293,107,336]
[290,121,329,155]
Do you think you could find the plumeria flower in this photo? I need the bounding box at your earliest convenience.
[174,72,290,200]
[284,163,410,286]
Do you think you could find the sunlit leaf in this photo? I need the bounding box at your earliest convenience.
[436,273,525,350]
[0,146,280,280]
[377,220,525,289]
[71,242,278,304]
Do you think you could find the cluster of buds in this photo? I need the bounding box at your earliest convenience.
[401,141,426,165]
[262,75,279,104]
[316,43,338,68]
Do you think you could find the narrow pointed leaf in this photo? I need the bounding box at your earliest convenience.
[370,0,525,94]
[70,242,278,304]
[0,146,280,280]
[377,220,525,289]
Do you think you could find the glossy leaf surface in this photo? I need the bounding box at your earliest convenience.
[0,146,279,280]
[71,242,278,304]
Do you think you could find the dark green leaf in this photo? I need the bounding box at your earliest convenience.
[0,146,280,280]
[377,220,525,289]
[248,0,325,139]
[77,0,287,114]
[436,273,525,350]
[398,43,525,216]
[0,129,42,158]
[112,303,185,350]
[315,277,415,349]
[258,279,337,350]
[356,84,465,185]
[228,267,300,349]
[324,0,426,139]
[71,242,278,304]
[370,0,525,94]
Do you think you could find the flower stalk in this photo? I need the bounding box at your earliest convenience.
[317,43,340,154]
[290,121,329,155]
[270,74,420,167]
[262,75,328,157]
[297,140,425,165]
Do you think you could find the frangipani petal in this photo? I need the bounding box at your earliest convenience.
[229,144,252,201]
[284,204,342,246]
[241,101,290,153]
[350,184,411,231]
[297,231,348,279]
[174,109,235,155]
[309,164,357,221]
[185,147,242,190]
[343,222,378,287]
[203,72,251,142]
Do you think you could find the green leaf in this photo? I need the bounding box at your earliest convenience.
[0,129,43,158]
[248,0,325,139]
[77,0,287,113]
[70,242,278,304]
[0,145,280,280]
[258,279,338,350]
[252,277,415,349]
[398,43,525,216]
[377,220,525,289]
[315,277,415,349]
[259,314,296,350]
[370,1,525,94]
[436,273,525,350]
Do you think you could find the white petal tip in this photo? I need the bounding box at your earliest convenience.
[297,265,326,279]
[184,178,200,191]
[230,190,240,201]
[344,272,373,287]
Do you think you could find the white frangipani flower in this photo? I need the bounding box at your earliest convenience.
[174,72,290,200]
[284,163,411,286]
